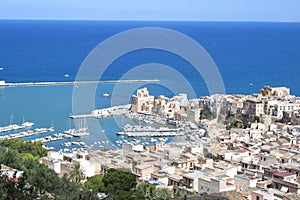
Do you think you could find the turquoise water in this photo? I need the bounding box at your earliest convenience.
[0,84,176,151]
[1,20,300,150]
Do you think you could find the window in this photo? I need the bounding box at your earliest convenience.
[256,196,259,200]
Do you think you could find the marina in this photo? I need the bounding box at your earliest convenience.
[0,127,54,140]
[125,112,168,125]
[0,121,34,133]
[64,118,89,136]
[0,103,194,152]
[0,123,90,152]
[70,104,169,126]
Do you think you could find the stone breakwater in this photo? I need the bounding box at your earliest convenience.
[0,79,159,87]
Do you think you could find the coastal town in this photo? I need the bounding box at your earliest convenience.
[31,86,300,199]
[0,1,299,199]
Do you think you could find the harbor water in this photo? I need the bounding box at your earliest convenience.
[0,83,181,151]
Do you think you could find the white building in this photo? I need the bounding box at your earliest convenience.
[198,175,236,194]
[268,99,300,119]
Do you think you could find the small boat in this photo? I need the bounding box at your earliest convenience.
[42,145,54,151]
[21,117,34,128]
[64,74,69,77]
[102,93,110,97]
[65,118,89,137]
[0,68,4,71]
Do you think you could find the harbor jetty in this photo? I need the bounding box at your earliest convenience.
[123,124,179,132]
[70,104,131,119]
[118,124,185,137]
[125,132,184,137]
[0,79,159,87]
[0,127,54,140]
[0,121,34,133]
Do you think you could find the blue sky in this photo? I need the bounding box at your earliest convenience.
[0,0,300,21]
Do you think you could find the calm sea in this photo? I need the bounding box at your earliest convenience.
[0,20,300,150]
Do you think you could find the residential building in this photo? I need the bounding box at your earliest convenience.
[198,175,236,194]
[264,169,300,194]
[182,171,204,192]
[132,163,154,180]
[243,99,264,117]
[0,164,23,182]
[168,174,183,195]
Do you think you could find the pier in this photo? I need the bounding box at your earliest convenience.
[70,104,131,119]
[0,127,54,140]
[70,114,94,119]
[119,124,184,137]
[123,124,179,132]
[126,132,184,137]
[0,79,159,87]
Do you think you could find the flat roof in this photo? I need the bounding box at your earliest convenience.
[168,173,182,180]
[183,171,207,179]
[135,163,153,170]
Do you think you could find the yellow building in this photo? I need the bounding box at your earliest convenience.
[131,87,154,113]
[260,86,290,98]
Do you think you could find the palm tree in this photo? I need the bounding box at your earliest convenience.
[69,162,85,182]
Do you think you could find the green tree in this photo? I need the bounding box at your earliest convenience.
[132,183,148,200]
[69,162,85,182]
[0,171,37,200]
[19,152,39,161]
[102,168,137,199]
[155,188,172,200]
[148,184,156,199]
[200,108,212,120]
[84,174,104,192]
[0,149,20,168]
[0,139,47,158]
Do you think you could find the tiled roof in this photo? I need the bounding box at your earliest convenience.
[273,171,295,177]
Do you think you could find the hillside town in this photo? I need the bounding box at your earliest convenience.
[40,86,300,199]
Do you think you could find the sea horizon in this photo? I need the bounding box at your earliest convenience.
[1,19,300,23]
